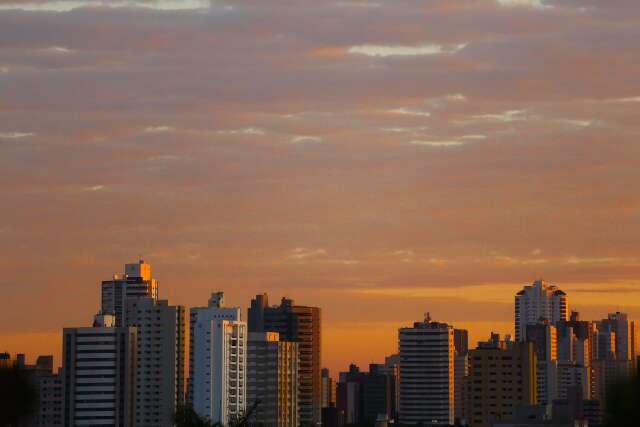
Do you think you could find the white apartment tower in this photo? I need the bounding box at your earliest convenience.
[62,313,137,427]
[515,279,569,342]
[125,297,186,427]
[189,292,247,424]
[398,315,454,425]
[101,260,159,327]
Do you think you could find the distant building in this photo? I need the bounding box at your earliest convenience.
[454,329,469,424]
[398,314,454,425]
[526,321,558,405]
[248,294,322,425]
[321,368,336,408]
[337,364,365,424]
[62,313,137,427]
[247,331,299,427]
[101,259,158,326]
[125,297,186,427]
[189,292,247,424]
[362,364,393,424]
[467,334,537,427]
[600,312,638,362]
[515,280,568,342]
[38,370,63,427]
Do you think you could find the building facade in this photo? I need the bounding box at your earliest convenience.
[101,260,158,327]
[515,280,568,342]
[247,332,299,427]
[398,315,454,425]
[125,297,186,427]
[467,335,537,427]
[62,313,137,427]
[249,294,322,425]
[190,292,247,424]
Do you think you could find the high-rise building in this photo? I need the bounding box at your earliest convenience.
[125,297,186,427]
[247,331,299,427]
[362,364,393,425]
[101,260,158,327]
[600,312,638,362]
[515,279,568,342]
[454,329,469,424]
[189,292,247,424]
[248,294,322,425]
[62,313,137,427]
[39,371,63,427]
[337,364,365,424]
[398,315,454,425]
[467,334,537,427]
[526,321,558,405]
[384,354,400,421]
[321,369,336,408]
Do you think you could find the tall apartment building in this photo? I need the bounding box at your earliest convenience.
[62,313,137,427]
[101,260,158,326]
[600,312,638,362]
[321,368,336,408]
[39,370,63,426]
[190,292,247,424]
[398,315,454,425]
[515,279,568,342]
[247,332,299,427]
[467,334,537,427]
[125,297,186,427]
[362,364,394,424]
[526,321,558,405]
[454,329,469,424]
[249,294,322,425]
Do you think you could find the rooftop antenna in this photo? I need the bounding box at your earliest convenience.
[139,253,144,263]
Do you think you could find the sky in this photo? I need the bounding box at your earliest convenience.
[1,0,640,375]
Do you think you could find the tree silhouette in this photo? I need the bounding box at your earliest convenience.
[0,366,38,426]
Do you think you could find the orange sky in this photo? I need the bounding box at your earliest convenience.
[2,0,640,376]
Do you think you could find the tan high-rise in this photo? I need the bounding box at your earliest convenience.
[467,334,537,427]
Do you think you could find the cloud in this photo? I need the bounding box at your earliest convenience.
[348,43,467,57]
[287,248,327,260]
[496,0,550,9]
[218,127,266,136]
[83,185,105,192]
[410,140,466,147]
[143,126,175,133]
[471,109,530,123]
[0,132,34,139]
[0,67,8,74]
[557,119,593,129]
[291,135,322,144]
[387,108,431,117]
[0,1,212,12]
[44,46,75,54]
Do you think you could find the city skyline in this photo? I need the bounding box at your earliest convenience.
[3,0,640,382]
[3,261,638,379]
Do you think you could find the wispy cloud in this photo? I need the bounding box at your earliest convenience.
[291,135,323,144]
[348,43,467,57]
[0,132,34,139]
[387,108,431,117]
[43,46,75,54]
[144,125,175,134]
[287,248,327,260]
[471,109,529,123]
[410,140,466,147]
[496,0,551,9]
[218,127,266,136]
[83,185,105,192]
[0,1,212,12]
